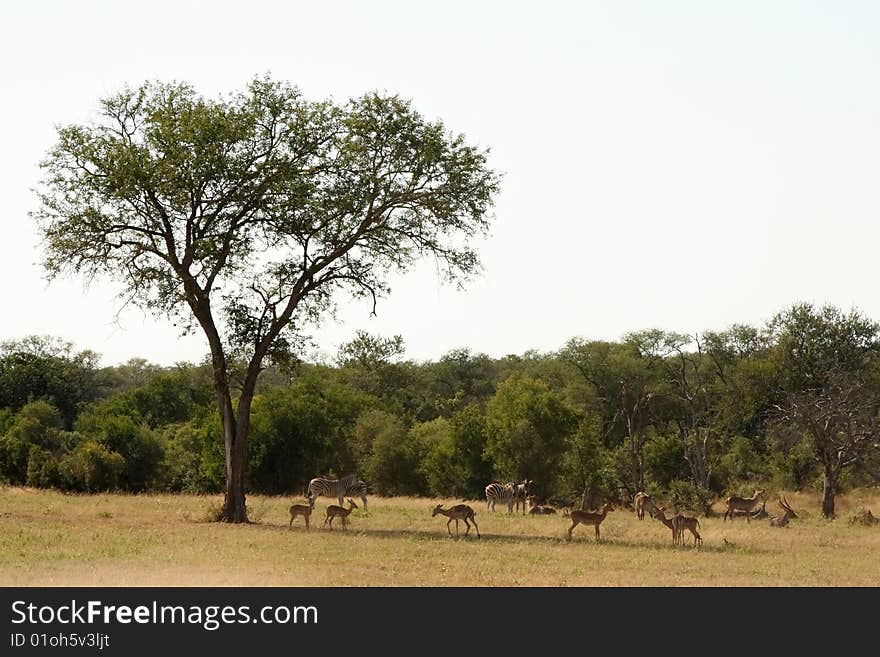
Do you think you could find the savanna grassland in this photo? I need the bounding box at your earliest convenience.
[1,487,878,587]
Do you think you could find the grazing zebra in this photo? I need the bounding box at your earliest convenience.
[485,480,531,514]
[307,474,368,511]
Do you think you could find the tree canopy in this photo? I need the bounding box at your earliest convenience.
[33,77,501,521]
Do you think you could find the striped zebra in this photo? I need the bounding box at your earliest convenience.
[485,480,532,514]
[307,474,368,511]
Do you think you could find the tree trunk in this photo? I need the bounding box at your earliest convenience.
[208,351,252,524]
[821,461,836,519]
[218,406,250,523]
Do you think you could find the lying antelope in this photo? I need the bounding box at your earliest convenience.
[288,501,313,530]
[432,504,480,538]
[723,489,766,522]
[527,496,558,515]
[566,503,614,542]
[849,508,879,526]
[769,496,798,527]
[324,498,358,531]
[634,492,660,520]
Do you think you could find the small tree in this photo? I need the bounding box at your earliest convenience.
[777,372,878,518]
[33,77,500,521]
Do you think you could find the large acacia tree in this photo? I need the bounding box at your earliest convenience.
[33,77,500,521]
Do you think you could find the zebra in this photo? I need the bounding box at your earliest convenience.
[307,474,368,511]
[485,480,532,514]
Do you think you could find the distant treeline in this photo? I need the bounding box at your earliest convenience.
[2,303,879,514]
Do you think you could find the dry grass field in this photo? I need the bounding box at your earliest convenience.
[1,486,878,586]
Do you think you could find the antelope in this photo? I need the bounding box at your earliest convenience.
[653,507,681,545]
[288,501,313,530]
[323,498,358,531]
[849,509,879,526]
[432,504,480,538]
[674,513,703,547]
[527,496,558,515]
[566,503,614,542]
[769,496,798,528]
[723,489,766,522]
[634,492,660,520]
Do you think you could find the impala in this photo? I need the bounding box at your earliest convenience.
[723,489,766,522]
[288,502,313,530]
[653,507,681,545]
[432,504,480,538]
[566,503,614,542]
[527,496,558,515]
[323,498,358,531]
[674,513,702,547]
[849,508,879,525]
[769,496,798,527]
[634,492,660,520]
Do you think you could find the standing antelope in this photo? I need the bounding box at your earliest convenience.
[653,507,681,545]
[723,489,766,522]
[566,503,614,542]
[323,498,358,531]
[308,474,368,510]
[769,496,798,527]
[674,513,702,547]
[634,492,660,520]
[432,504,480,538]
[288,501,313,530]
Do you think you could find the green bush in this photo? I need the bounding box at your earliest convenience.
[667,479,713,516]
[26,445,60,488]
[59,441,125,492]
[717,436,769,488]
[770,438,819,491]
[644,434,690,489]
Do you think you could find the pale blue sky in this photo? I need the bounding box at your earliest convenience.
[2,1,879,365]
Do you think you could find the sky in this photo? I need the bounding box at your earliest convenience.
[1,1,879,367]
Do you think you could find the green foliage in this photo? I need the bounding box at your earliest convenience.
[717,436,768,485]
[485,374,576,488]
[357,410,425,496]
[771,438,820,491]
[79,370,212,429]
[416,418,459,497]
[667,480,713,516]
[0,337,101,427]
[26,445,60,488]
[59,441,125,492]
[422,349,499,418]
[247,374,374,494]
[0,401,65,483]
[644,434,690,489]
[558,415,617,506]
[415,405,493,499]
[75,412,164,491]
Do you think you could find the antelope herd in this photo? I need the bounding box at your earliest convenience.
[287,475,865,548]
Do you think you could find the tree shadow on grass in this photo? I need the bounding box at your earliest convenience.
[251,521,770,554]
